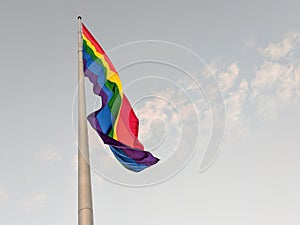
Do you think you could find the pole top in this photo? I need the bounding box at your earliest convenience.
[77,15,82,20]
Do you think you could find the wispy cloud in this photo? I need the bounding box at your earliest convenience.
[0,191,8,202]
[225,79,249,140]
[242,35,257,52]
[250,61,299,118]
[212,31,300,132]
[136,92,180,135]
[203,62,248,141]
[208,31,300,142]
[134,61,248,144]
[40,146,63,162]
[135,89,183,155]
[132,30,300,146]
[259,32,300,60]
[22,194,47,210]
[218,63,239,92]
[251,31,300,119]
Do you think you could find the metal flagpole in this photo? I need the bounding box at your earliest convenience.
[77,16,94,225]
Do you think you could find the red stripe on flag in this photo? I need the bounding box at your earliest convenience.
[82,23,117,73]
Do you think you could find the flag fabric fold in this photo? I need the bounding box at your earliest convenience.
[81,23,159,172]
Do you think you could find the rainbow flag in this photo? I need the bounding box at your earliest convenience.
[81,24,159,172]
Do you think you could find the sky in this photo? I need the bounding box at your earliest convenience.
[0,0,300,224]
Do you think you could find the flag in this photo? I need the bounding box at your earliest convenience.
[81,24,159,172]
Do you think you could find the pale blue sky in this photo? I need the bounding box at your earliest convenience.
[0,0,300,225]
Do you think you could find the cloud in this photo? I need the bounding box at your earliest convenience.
[259,32,300,60]
[251,61,300,118]
[40,146,63,162]
[251,32,300,119]
[251,61,292,95]
[218,63,239,92]
[0,191,8,202]
[135,89,182,155]
[22,194,47,210]
[242,36,257,52]
[225,79,249,140]
[202,62,248,141]
[132,62,248,148]
[218,32,300,138]
[122,34,300,146]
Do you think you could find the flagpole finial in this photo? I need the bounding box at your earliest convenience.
[78,15,82,20]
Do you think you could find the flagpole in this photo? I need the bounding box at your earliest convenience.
[77,16,94,225]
